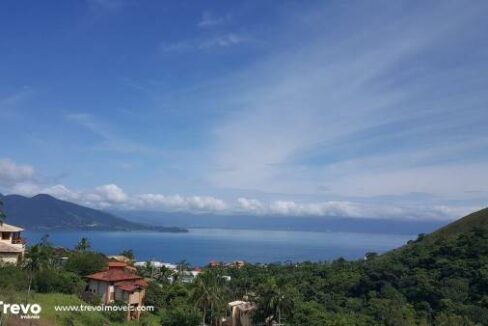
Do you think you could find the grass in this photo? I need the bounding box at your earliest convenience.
[1,292,161,326]
[113,313,161,326]
[31,293,107,326]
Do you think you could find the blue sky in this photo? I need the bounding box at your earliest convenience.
[1,0,487,219]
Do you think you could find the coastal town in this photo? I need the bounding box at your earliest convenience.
[1,219,257,325]
[3,190,488,326]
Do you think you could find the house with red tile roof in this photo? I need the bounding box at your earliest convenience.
[85,261,148,320]
[0,223,26,265]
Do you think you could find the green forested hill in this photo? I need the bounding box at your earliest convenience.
[222,208,488,325]
[428,207,488,240]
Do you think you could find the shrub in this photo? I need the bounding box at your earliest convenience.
[65,252,106,276]
[33,270,85,294]
[160,306,201,326]
[0,265,28,291]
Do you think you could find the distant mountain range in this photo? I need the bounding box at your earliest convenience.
[0,193,456,235]
[113,210,449,235]
[0,194,187,232]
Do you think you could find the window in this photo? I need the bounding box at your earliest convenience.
[1,233,10,240]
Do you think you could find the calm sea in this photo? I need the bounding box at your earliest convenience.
[23,229,414,266]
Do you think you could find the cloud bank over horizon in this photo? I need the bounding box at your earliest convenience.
[0,158,478,221]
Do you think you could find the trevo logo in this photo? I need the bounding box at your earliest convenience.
[0,301,42,319]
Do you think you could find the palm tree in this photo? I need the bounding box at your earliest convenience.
[24,244,51,303]
[119,249,134,260]
[174,259,191,283]
[143,260,154,278]
[75,237,90,252]
[176,259,191,273]
[258,277,295,325]
[0,197,6,226]
[157,265,174,285]
[191,271,225,326]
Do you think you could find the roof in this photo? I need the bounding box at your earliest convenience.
[107,261,127,268]
[0,242,23,253]
[86,269,143,282]
[228,301,256,312]
[115,283,139,292]
[134,261,177,270]
[0,223,23,232]
[115,279,148,292]
[229,301,246,307]
[180,270,201,277]
[108,255,132,263]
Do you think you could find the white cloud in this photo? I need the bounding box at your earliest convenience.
[42,184,79,201]
[0,158,480,220]
[0,159,40,197]
[161,33,247,52]
[238,198,475,221]
[0,87,35,107]
[197,11,229,28]
[38,183,228,213]
[0,159,35,186]
[237,197,266,214]
[10,182,41,197]
[204,1,488,202]
[200,33,245,49]
[95,184,128,203]
[134,194,227,212]
[268,200,362,217]
[36,184,477,220]
[42,184,128,207]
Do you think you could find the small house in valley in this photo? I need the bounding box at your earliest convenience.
[221,300,257,326]
[0,222,26,265]
[85,261,148,320]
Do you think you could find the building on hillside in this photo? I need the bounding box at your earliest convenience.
[0,223,26,265]
[220,301,257,326]
[209,259,221,268]
[85,261,148,320]
[134,260,177,280]
[134,260,177,270]
[108,255,133,264]
[225,260,246,269]
[179,269,202,283]
[52,247,70,267]
[107,260,137,272]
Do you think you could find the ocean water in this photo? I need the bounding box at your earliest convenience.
[23,229,414,266]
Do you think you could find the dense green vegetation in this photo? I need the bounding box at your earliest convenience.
[140,208,488,325]
[142,225,488,325]
[1,207,488,325]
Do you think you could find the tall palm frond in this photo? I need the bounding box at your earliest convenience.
[0,198,6,225]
